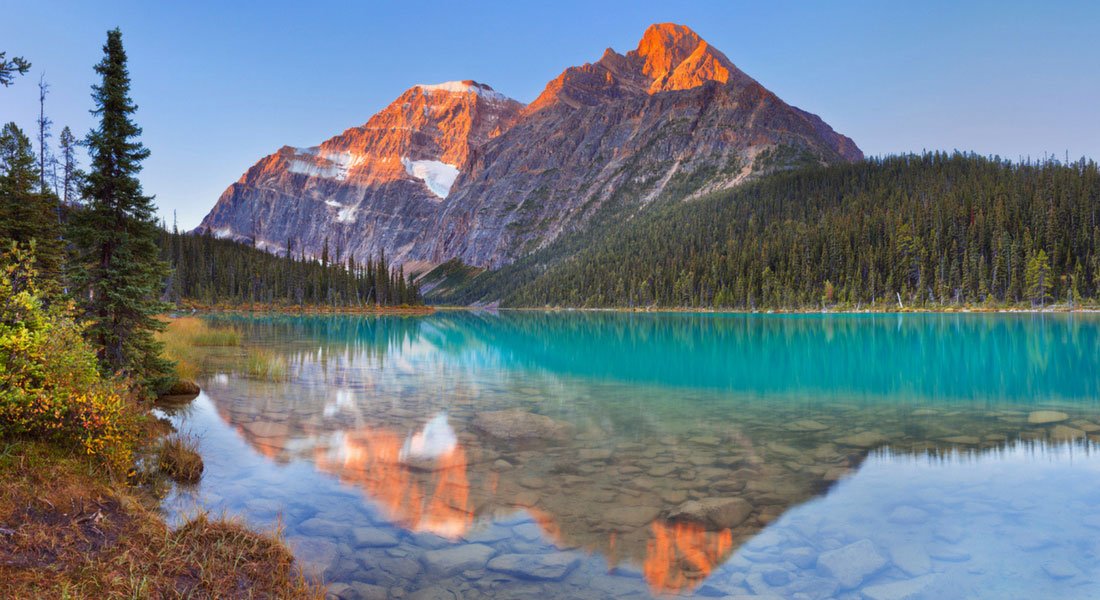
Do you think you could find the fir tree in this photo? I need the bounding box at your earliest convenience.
[69,29,171,392]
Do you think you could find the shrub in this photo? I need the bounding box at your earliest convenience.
[0,246,140,474]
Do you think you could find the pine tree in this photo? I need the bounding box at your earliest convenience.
[0,122,63,291]
[69,28,171,392]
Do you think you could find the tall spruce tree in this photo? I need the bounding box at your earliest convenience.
[0,122,63,291]
[69,28,171,392]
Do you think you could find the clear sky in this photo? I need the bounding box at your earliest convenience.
[3,0,1098,229]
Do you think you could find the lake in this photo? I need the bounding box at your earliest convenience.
[161,311,1100,599]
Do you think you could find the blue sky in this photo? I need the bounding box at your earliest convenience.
[3,0,1098,229]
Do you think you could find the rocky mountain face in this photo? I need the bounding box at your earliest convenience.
[197,81,523,270]
[198,23,862,271]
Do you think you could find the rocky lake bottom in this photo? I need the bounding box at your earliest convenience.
[161,312,1100,599]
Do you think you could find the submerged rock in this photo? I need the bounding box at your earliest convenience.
[470,409,571,441]
[422,543,495,577]
[861,574,937,600]
[1042,558,1082,580]
[666,497,753,530]
[1027,410,1069,424]
[1049,424,1085,441]
[836,431,888,448]
[889,543,931,576]
[487,553,580,581]
[786,419,830,432]
[816,539,887,589]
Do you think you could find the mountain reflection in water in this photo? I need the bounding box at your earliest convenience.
[164,312,1100,598]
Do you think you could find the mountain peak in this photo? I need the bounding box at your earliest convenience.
[526,23,755,114]
[632,23,745,93]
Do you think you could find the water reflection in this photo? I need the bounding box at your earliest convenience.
[166,312,1100,598]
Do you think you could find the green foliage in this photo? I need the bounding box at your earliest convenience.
[0,51,31,88]
[447,153,1100,309]
[68,29,172,393]
[159,230,422,307]
[0,246,139,474]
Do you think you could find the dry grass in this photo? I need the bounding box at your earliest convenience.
[243,349,288,382]
[157,435,204,484]
[158,317,241,382]
[0,441,323,599]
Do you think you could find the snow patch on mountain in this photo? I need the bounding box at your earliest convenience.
[402,158,460,199]
[417,81,511,102]
[336,206,357,223]
[288,148,362,181]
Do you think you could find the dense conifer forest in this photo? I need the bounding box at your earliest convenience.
[158,230,422,307]
[436,153,1100,309]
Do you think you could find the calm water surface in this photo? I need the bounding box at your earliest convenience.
[162,312,1100,599]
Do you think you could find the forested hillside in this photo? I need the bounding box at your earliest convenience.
[158,230,421,308]
[437,153,1100,309]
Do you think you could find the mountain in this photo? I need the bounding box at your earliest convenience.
[198,23,862,274]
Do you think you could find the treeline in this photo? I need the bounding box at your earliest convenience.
[498,153,1100,309]
[158,230,422,307]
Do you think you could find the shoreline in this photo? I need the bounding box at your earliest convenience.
[428,304,1100,315]
[173,302,435,316]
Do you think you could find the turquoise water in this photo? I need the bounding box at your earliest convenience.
[163,311,1100,599]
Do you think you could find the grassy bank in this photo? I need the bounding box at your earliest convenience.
[0,441,322,599]
[0,254,322,598]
